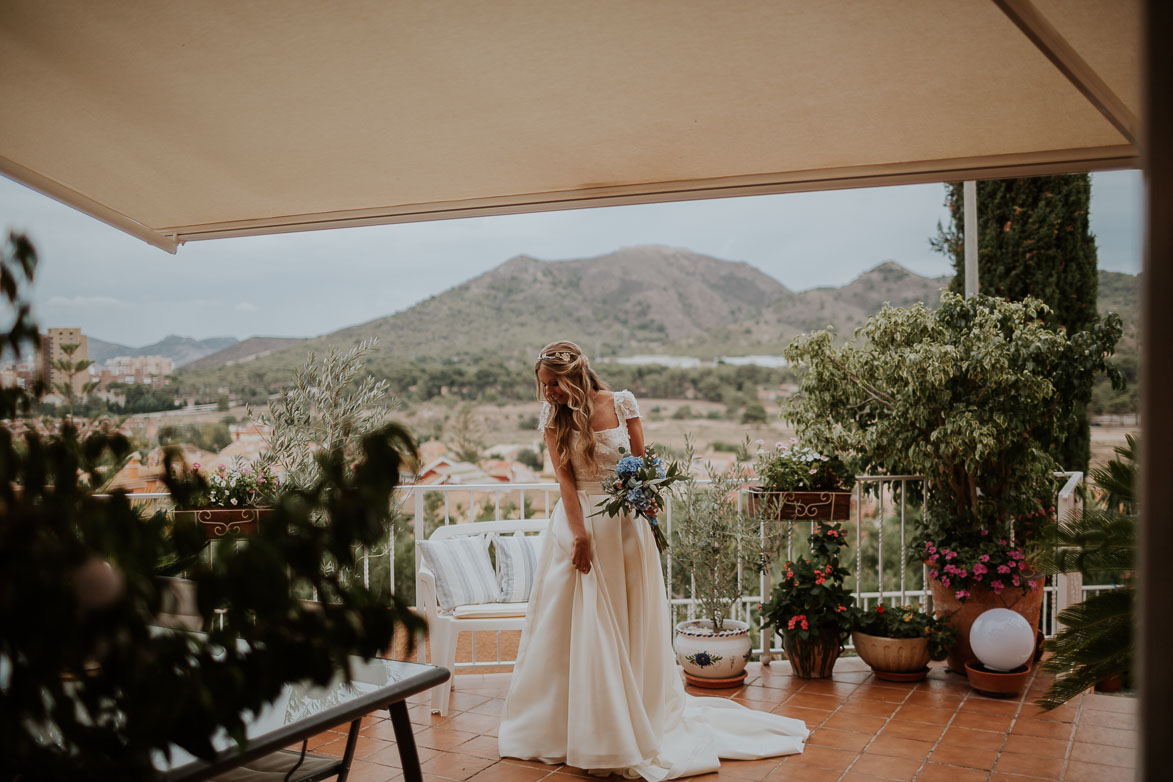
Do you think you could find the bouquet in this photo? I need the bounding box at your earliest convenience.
[595,446,684,553]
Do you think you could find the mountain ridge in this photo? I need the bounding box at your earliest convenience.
[87,334,238,367]
[171,249,1138,398]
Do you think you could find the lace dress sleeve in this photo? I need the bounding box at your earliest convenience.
[614,390,640,420]
[538,401,553,431]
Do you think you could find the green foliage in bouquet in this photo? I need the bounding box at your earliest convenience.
[853,603,957,661]
[595,445,685,553]
[763,522,854,643]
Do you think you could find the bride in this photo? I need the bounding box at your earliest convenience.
[497,341,808,780]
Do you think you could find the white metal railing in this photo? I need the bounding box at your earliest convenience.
[111,470,1087,669]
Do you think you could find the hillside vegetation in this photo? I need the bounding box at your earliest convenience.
[173,247,1138,414]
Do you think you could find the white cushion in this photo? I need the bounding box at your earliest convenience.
[494,531,544,603]
[417,535,498,612]
[451,602,529,619]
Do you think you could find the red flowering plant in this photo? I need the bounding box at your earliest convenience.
[762,521,854,642]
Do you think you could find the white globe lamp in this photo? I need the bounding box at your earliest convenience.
[969,608,1034,672]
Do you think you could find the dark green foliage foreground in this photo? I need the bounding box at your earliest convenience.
[1034,435,1137,710]
[0,231,424,780]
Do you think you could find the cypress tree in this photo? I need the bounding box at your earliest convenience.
[931,174,1100,472]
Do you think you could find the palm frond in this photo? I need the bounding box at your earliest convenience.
[1033,509,1134,577]
[1035,588,1131,710]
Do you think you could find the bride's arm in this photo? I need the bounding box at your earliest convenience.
[626,415,647,458]
[546,427,592,574]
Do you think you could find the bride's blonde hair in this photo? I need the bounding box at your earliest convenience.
[535,340,609,470]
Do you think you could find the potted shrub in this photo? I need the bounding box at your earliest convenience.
[671,442,778,687]
[851,603,956,681]
[172,461,279,538]
[762,522,854,678]
[747,438,854,521]
[783,293,1122,670]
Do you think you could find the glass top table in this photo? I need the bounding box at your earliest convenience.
[156,657,449,782]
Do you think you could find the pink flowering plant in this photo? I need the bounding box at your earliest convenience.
[180,460,279,509]
[922,526,1042,604]
[751,438,854,493]
[762,521,854,642]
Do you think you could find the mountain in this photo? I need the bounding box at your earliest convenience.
[174,248,1137,401]
[669,261,951,356]
[87,334,238,367]
[184,337,307,370]
[262,245,789,364]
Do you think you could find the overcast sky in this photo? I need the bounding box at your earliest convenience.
[0,170,1143,348]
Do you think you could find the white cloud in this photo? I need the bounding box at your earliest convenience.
[46,295,129,309]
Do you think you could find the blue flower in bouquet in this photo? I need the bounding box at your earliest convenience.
[653,458,666,479]
[616,455,643,478]
[626,487,653,512]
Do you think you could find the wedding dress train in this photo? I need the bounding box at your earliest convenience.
[497,392,807,780]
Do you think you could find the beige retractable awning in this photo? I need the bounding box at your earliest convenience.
[0,0,1140,253]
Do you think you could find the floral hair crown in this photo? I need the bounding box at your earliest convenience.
[537,351,575,362]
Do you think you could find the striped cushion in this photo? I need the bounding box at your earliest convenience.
[418,536,498,612]
[494,532,544,603]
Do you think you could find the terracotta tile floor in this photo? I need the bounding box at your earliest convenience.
[301,658,1137,781]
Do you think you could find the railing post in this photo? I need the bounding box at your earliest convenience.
[1054,472,1085,622]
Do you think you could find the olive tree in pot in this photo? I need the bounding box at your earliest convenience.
[783,293,1122,672]
[671,442,778,687]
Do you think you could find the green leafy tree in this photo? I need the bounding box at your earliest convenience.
[783,293,1122,550]
[447,403,486,463]
[932,175,1103,472]
[252,338,398,490]
[51,342,98,416]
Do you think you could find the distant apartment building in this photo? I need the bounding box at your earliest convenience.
[40,327,90,396]
[105,355,174,384]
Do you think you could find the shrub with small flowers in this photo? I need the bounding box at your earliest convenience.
[762,521,854,643]
[852,603,957,660]
[751,438,854,493]
[181,461,279,509]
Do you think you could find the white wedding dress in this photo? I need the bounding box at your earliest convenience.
[498,391,808,780]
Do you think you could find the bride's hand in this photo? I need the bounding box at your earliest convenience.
[572,534,592,574]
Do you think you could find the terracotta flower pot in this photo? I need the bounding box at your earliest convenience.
[851,631,931,681]
[929,573,1045,673]
[748,490,852,521]
[781,626,842,679]
[174,507,271,539]
[965,660,1031,697]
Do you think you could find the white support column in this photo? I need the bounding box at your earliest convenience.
[964,180,979,297]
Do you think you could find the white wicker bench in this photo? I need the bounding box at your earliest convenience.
[416,517,549,715]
